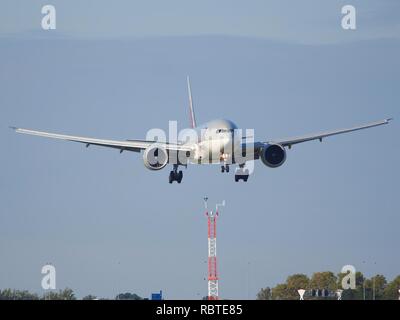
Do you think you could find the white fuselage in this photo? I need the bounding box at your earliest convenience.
[189,119,239,164]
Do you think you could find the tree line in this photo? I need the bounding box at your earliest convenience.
[257,271,400,300]
[2,272,399,300]
[0,288,144,300]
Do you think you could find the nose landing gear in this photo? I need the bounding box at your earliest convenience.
[234,165,249,182]
[169,165,183,184]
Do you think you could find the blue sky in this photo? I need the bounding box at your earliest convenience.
[0,1,399,299]
[1,0,400,43]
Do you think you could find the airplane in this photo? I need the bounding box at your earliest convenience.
[12,77,392,183]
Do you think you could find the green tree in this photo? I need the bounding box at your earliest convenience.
[0,289,39,300]
[383,275,400,300]
[365,275,387,300]
[60,288,76,300]
[0,289,14,300]
[17,290,40,300]
[115,292,143,300]
[256,287,272,300]
[82,294,97,300]
[310,271,337,291]
[271,284,288,300]
[42,288,76,300]
[265,274,310,300]
[286,274,310,299]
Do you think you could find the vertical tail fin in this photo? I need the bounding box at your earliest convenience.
[187,76,197,129]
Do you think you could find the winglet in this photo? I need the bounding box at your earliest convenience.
[187,76,197,129]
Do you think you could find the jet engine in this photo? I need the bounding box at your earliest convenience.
[260,143,286,168]
[143,145,169,170]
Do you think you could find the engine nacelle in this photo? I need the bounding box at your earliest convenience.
[143,145,169,170]
[260,143,286,168]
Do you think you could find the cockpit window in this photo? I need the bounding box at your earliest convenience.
[216,128,234,133]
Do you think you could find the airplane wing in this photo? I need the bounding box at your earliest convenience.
[266,118,392,148]
[11,127,192,153]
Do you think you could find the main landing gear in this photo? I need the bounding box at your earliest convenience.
[169,165,183,184]
[234,165,249,182]
[221,164,230,173]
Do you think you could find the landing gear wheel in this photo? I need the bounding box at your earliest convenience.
[221,165,229,173]
[234,167,249,182]
[177,171,183,183]
[234,174,249,182]
[169,167,183,184]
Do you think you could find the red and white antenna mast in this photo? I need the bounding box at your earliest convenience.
[204,197,225,300]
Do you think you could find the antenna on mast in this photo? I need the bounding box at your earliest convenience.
[203,197,225,300]
[203,197,209,210]
[216,200,226,214]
